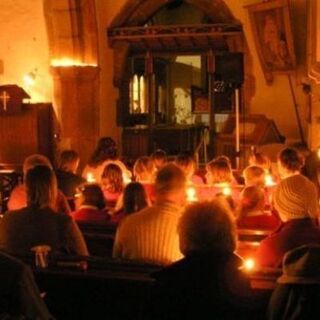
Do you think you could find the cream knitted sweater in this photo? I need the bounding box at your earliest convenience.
[113,201,184,265]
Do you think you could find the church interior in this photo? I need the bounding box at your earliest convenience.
[1,0,320,319]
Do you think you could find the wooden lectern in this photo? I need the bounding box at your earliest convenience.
[0,85,30,114]
[215,114,285,168]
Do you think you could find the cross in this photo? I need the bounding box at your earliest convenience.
[0,91,10,111]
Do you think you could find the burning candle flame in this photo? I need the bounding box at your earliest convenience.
[186,186,197,202]
[86,173,96,183]
[264,174,276,187]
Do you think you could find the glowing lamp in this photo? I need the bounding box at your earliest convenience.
[186,186,197,202]
[222,186,232,196]
[243,258,255,272]
[264,174,276,187]
[23,72,36,86]
[86,172,96,183]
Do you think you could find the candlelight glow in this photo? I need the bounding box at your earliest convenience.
[222,186,232,196]
[86,173,96,183]
[317,148,320,159]
[264,174,276,187]
[50,58,97,67]
[123,173,132,185]
[243,258,255,271]
[23,72,36,86]
[186,186,198,202]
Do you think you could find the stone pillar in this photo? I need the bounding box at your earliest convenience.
[51,66,100,169]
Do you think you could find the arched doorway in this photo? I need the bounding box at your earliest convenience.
[109,0,251,164]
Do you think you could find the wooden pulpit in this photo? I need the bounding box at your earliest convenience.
[0,85,30,114]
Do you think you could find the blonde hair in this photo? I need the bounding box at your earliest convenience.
[243,165,265,186]
[23,154,52,176]
[178,199,237,256]
[133,156,155,182]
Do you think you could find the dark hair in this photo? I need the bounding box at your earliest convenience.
[101,163,124,193]
[178,199,237,256]
[123,182,149,214]
[79,183,105,210]
[151,149,168,169]
[25,165,57,209]
[278,147,304,172]
[59,150,79,171]
[88,137,118,167]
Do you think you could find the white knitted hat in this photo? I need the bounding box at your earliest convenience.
[273,175,319,221]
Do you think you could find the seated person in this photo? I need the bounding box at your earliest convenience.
[236,186,280,230]
[101,163,124,210]
[0,165,89,257]
[113,163,186,265]
[72,183,110,224]
[277,147,305,180]
[111,182,151,224]
[151,149,168,171]
[8,154,70,215]
[243,165,265,187]
[55,149,85,199]
[0,251,53,319]
[268,244,320,320]
[255,174,320,268]
[175,151,204,185]
[82,136,131,183]
[133,157,156,202]
[152,199,256,319]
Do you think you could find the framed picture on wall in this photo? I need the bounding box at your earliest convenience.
[191,86,209,114]
[246,0,296,78]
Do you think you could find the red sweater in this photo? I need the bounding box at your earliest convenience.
[255,218,320,268]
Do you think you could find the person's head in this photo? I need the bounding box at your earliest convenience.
[237,186,265,219]
[277,147,304,179]
[206,159,233,185]
[123,182,150,214]
[248,152,271,172]
[77,183,105,210]
[214,155,232,167]
[175,151,197,180]
[155,163,186,205]
[243,165,265,187]
[151,149,168,170]
[178,199,237,256]
[25,165,57,209]
[89,137,118,166]
[133,156,155,183]
[23,154,52,177]
[273,175,319,222]
[59,150,80,173]
[101,163,124,193]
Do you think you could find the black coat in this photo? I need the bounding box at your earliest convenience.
[150,251,259,320]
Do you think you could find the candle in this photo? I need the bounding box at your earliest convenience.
[264,174,276,186]
[222,186,232,196]
[186,186,198,202]
[243,258,255,272]
[86,172,96,183]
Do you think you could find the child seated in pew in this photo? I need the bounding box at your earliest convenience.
[198,157,242,203]
[133,156,156,202]
[151,149,168,172]
[72,183,111,224]
[101,163,125,211]
[236,186,280,231]
[175,151,204,185]
[111,182,151,224]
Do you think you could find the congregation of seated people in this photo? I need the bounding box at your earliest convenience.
[3,136,320,319]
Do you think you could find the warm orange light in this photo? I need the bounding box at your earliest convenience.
[50,58,97,67]
[23,72,36,86]
[86,173,96,183]
[186,186,197,202]
[243,258,255,271]
[222,186,232,196]
[123,173,131,185]
[264,174,276,187]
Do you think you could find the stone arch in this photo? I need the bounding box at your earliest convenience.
[110,0,240,27]
[43,0,98,64]
[110,0,255,109]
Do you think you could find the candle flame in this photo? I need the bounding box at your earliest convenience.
[243,258,255,271]
[86,173,96,183]
[222,186,232,196]
[186,186,197,202]
[264,174,276,186]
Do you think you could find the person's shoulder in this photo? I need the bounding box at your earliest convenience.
[0,251,27,274]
